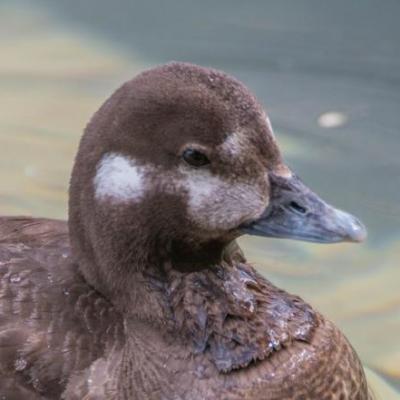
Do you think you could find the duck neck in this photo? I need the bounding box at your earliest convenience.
[168,238,235,272]
[76,226,318,375]
[112,238,243,321]
[75,221,242,323]
[119,239,252,350]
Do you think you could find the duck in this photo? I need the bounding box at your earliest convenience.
[0,62,372,400]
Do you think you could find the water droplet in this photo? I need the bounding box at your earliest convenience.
[47,273,53,283]
[63,288,70,296]
[294,325,309,340]
[194,364,207,379]
[32,378,42,391]
[9,273,21,283]
[15,357,27,371]
[270,337,281,351]
[61,253,68,259]
[87,378,93,384]
[238,269,257,288]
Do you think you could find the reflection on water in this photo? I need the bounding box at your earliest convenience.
[0,1,399,398]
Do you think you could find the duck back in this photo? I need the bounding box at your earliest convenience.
[0,217,123,399]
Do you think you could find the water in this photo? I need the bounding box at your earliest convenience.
[0,1,399,397]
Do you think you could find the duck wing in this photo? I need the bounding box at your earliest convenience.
[0,217,123,399]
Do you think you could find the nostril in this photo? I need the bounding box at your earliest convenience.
[288,201,307,215]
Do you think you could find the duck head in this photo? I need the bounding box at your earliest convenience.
[68,62,366,310]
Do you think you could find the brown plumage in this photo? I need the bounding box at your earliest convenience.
[0,62,371,399]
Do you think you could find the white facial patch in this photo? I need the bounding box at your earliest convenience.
[179,167,268,231]
[94,153,147,202]
[93,152,268,234]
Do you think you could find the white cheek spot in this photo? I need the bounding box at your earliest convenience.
[94,153,147,202]
[93,152,269,232]
[183,169,225,209]
[180,167,268,231]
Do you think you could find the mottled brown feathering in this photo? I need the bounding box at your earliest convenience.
[0,217,370,399]
[0,217,123,399]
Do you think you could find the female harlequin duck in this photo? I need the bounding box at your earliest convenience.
[0,62,372,399]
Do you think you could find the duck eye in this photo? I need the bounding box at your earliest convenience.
[182,149,210,167]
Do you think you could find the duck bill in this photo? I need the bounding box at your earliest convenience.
[241,173,367,244]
